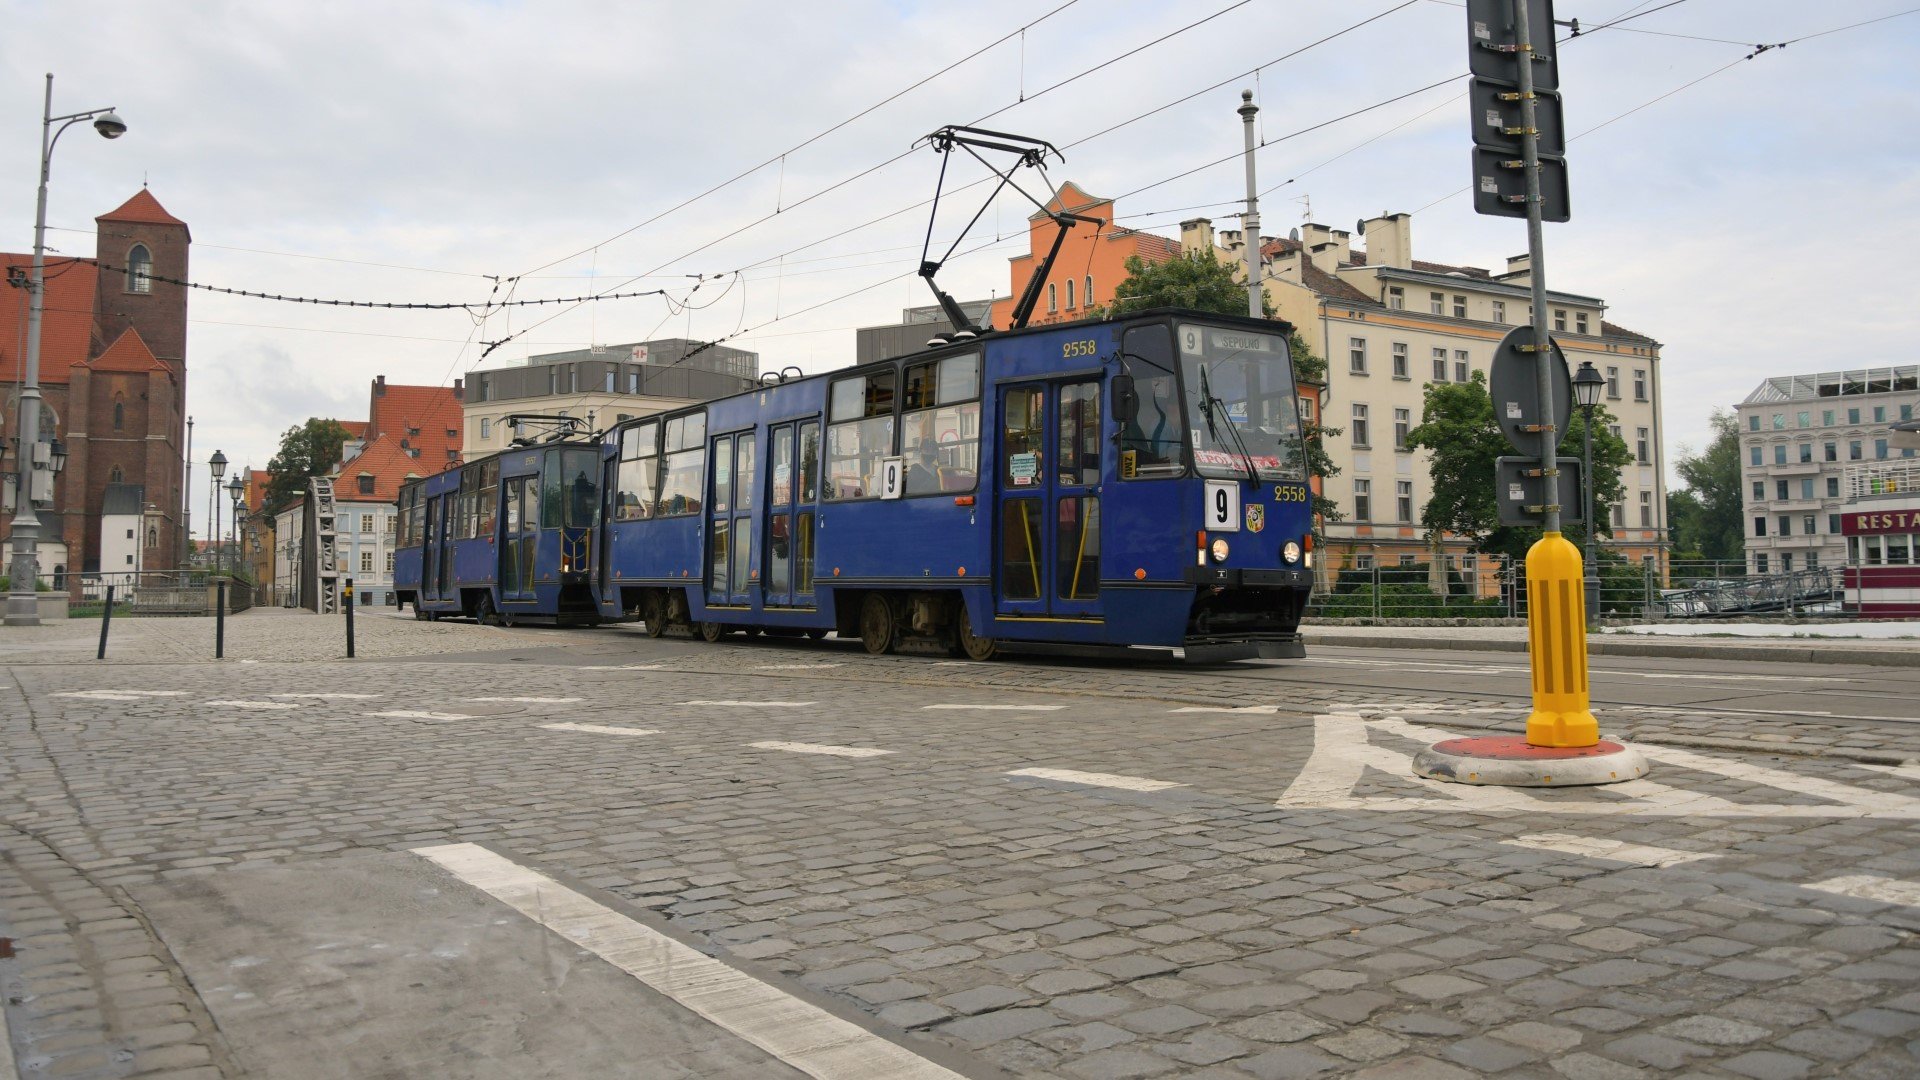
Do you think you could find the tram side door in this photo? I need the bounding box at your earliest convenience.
[500,476,535,601]
[433,495,453,600]
[705,431,757,607]
[761,420,821,608]
[995,380,1103,620]
[421,497,441,601]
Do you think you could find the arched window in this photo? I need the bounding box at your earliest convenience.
[113,395,125,430]
[1047,282,1057,313]
[109,465,123,482]
[146,527,157,547]
[1065,278,1075,310]
[1086,275,1094,307]
[128,245,152,293]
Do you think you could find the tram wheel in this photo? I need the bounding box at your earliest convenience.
[474,593,502,627]
[413,603,430,622]
[805,628,830,640]
[698,621,727,643]
[954,608,998,662]
[643,593,670,638]
[859,594,896,656]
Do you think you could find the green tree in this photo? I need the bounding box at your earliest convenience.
[1404,370,1631,562]
[263,418,352,516]
[1668,409,1744,562]
[1107,249,1271,317]
[1289,336,1344,527]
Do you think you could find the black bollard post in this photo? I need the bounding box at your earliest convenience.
[344,577,356,659]
[216,578,227,659]
[97,584,114,660]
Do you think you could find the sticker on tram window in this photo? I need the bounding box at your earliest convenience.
[1009,452,1039,483]
[1205,480,1241,532]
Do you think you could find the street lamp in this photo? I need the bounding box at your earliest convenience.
[1572,361,1606,619]
[5,75,126,626]
[208,451,227,573]
[226,474,244,577]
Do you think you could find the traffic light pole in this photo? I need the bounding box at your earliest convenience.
[1514,0,1596,747]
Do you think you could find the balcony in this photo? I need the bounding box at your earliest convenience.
[1847,461,1920,501]
[1768,458,1822,476]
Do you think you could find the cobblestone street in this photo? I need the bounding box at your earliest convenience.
[4,610,1920,1077]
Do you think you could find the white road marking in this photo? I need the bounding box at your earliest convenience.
[923,703,1067,712]
[1504,832,1719,868]
[754,663,843,671]
[748,741,893,758]
[541,722,661,737]
[366,710,474,721]
[1308,655,1853,683]
[679,699,816,708]
[1006,767,1185,792]
[1172,705,1281,714]
[1857,762,1920,782]
[468,696,582,703]
[1276,713,1920,819]
[1805,875,1920,907]
[52,690,188,700]
[413,843,965,1080]
[581,663,668,670]
[1636,672,1852,683]
[272,692,382,700]
[204,700,302,710]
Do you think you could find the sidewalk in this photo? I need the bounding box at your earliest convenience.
[1305,620,1920,667]
[0,605,534,665]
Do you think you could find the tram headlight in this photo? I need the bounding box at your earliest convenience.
[1281,541,1302,565]
[1304,549,1315,569]
[1210,538,1230,563]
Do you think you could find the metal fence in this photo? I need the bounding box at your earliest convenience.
[68,571,254,617]
[1305,558,1846,622]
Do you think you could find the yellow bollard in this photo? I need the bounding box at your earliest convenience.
[1524,530,1598,747]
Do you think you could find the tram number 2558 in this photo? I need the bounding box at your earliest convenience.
[1061,339,1098,358]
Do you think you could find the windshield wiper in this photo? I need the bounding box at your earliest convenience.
[1197,364,1261,489]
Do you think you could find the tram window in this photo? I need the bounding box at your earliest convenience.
[503,479,522,532]
[1002,388,1045,487]
[540,452,562,528]
[616,422,658,521]
[770,431,794,510]
[1058,383,1101,486]
[827,371,898,500]
[735,437,757,509]
[1117,326,1185,478]
[657,414,706,516]
[1001,498,1044,599]
[795,512,816,594]
[563,449,598,528]
[1056,496,1100,600]
[799,422,820,504]
[712,435,733,514]
[477,460,500,536]
[902,353,981,495]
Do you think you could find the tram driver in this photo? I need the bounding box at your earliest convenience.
[1118,373,1180,471]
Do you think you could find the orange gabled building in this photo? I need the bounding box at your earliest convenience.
[986,181,1182,331]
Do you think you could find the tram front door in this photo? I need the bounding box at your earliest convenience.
[994,379,1103,621]
[761,420,820,608]
[705,430,758,609]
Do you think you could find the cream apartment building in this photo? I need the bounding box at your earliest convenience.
[1183,213,1667,579]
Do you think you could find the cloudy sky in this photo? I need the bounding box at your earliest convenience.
[6,0,1916,531]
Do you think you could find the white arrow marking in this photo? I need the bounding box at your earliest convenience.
[1007,767,1184,792]
[748,741,893,758]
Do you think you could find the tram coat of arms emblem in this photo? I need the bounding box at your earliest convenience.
[1246,504,1266,533]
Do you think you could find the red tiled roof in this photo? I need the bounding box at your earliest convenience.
[335,432,433,503]
[368,382,462,468]
[85,328,166,373]
[0,256,98,385]
[1128,233,1182,261]
[338,420,369,439]
[98,189,190,238]
[1602,320,1659,346]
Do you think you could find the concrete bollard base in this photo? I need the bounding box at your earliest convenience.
[1413,735,1649,787]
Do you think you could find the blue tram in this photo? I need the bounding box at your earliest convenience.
[592,308,1315,661]
[394,438,606,625]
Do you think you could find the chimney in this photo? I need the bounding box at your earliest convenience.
[374,374,387,397]
[1179,217,1216,257]
[453,377,464,401]
[1361,213,1412,270]
[1218,228,1244,256]
[1301,223,1348,275]
[1501,253,1532,284]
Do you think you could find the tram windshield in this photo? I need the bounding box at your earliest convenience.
[562,448,599,528]
[1176,323,1305,482]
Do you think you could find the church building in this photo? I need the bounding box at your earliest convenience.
[1,189,191,580]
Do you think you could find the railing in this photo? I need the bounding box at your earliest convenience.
[1846,460,1920,499]
[68,570,255,617]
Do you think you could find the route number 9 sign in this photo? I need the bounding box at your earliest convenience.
[880,457,904,500]
[1204,480,1240,531]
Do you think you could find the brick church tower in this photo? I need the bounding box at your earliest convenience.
[1,189,190,580]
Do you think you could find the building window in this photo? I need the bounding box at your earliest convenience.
[1349,338,1367,374]
[1491,300,1505,324]
[146,527,157,547]
[1850,440,1863,460]
[1849,407,1861,425]
[1065,278,1076,309]
[108,465,123,482]
[1452,295,1467,319]
[1754,516,1766,537]
[358,474,375,495]
[1827,477,1840,497]
[1777,515,1791,536]
[1605,366,1620,399]
[476,375,490,402]
[1825,442,1837,461]
[1781,553,1794,573]
[1429,292,1444,315]
[127,244,152,293]
[1553,309,1567,332]
[1453,350,1469,383]
[1636,371,1649,402]
[1432,348,1448,382]
[629,370,641,394]
[1875,406,1887,423]
[1829,513,1842,534]
[1772,413,1786,430]
[361,513,375,533]
[1822,409,1834,426]
[1796,410,1810,428]
[1397,480,1413,523]
[1799,443,1812,463]
[1751,480,1764,500]
[1800,478,1814,499]
[1803,514,1817,535]
[1355,553,1374,571]
[1576,312,1589,335]
[1399,554,1416,567]
[1756,553,1768,574]
[1750,446,1762,466]
[1391,343,1408,379]
[1047,282,1057,313]
[1807,551,1819,569]
[360,550,374,573]
[1748,414,1760,432]
[480,417,491,441]
[1386,285,1404,310]
[1353,479,1371,520]
[1905,405,1915,421]
[605,369,616,392]
[1877,438,1889,459]
[1394,408,1411,450]
[1771,444,1785,465]
[1085,275,1093,307]
[1636,428,1649,464]
[1775,480,1789,500]
[547,369,559,395]
[1351,404,1370,448]
[386,550,395,573]
[1640,492,1653,527]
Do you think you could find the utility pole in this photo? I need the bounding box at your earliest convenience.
[1237,90,1262,318]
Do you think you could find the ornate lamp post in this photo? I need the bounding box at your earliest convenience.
[208,450,227,572]
[1572,361,1606,620]
[226,474,244,577]
[5,75,125,626]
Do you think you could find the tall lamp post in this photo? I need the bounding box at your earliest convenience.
[1572,361,1606,620]
[226,474,244,578]
[5,75,126,626]
[208,450,227,573]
